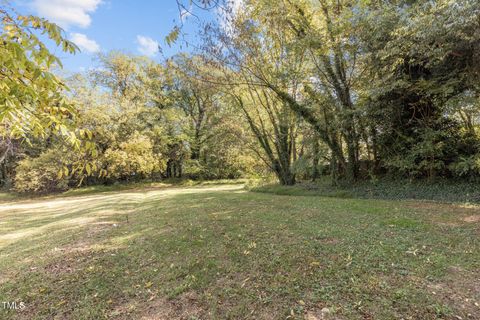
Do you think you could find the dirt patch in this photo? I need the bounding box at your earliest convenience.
[311,236,342,245]
[42,244,95,277]
[405,201,480,216]
[463,215,480,223]
[426,267,480,319]
[42,222,115,276]
[304,307,343,320]
[43,261,77,275]
[111,292,205,320]
[321,238,341,245]
[406,201,480,228]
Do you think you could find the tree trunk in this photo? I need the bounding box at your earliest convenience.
[274,164,296,185]
[312,136,320,181]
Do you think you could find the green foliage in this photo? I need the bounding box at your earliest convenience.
[14,149,70,193]
[193,0,480,183]
[7,51,262,192]
[0,7,98,191]
[385,126,463,178]
[104,133,163,180]
[165,26,180,46]
[0,7,79,141]
[292,156,312,177]
[5,1,480,191]
[362,0,480,179]
[448,155,480,178]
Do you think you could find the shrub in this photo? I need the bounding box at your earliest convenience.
[104,133,164,180]
[449,155,480,178]
[14,149,69,193]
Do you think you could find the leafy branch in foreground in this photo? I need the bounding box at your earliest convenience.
[0,6,97,184]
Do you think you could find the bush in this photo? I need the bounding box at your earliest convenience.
[384,125,479,179]
[104,133,164,180]
[449,155,480,178]
[14,149,69,193]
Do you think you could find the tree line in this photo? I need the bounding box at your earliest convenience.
[1,0,480,192]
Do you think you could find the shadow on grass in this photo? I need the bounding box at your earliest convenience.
[0,184,249,319]
[0,185,244,251]
[0,183,479,319]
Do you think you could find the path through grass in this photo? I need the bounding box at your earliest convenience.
[0,184,479,319]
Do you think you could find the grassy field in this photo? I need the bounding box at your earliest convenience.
[0,183,479,319]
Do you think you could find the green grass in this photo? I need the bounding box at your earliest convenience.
[0,178,249,203]
[0,192,20,202]
[0,183,479,319]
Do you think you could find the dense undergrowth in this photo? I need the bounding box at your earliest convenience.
[251,178,480,204]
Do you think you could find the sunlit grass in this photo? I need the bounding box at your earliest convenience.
[0,183,478,319]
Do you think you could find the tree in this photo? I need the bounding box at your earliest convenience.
[169,55,221,161]
[361,0,480,178]
[192,3,306,185]
[249,0,368,180]
[0,6,100,188]
[0,6,79,143]
[231,88,299,185]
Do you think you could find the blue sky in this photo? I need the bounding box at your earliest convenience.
[12,0,216,72]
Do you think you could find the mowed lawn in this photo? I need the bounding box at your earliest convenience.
[0,184,479,320]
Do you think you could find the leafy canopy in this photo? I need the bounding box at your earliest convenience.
[0,7,80,144]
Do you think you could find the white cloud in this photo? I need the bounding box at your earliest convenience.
[136,35,159,57]
[217,0,245,34]
[70,33,100,53]
[31,0,102,29]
